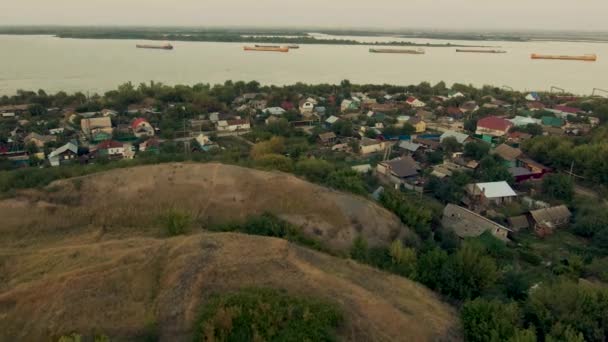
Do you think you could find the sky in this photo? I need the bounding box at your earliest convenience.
[2,0,608,31]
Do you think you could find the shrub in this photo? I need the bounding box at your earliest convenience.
[209,213,327,252]
[160,209,192,236]
[461,299,523,342]
[194,288,342,342]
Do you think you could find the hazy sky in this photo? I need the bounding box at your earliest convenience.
[2,0,607,31]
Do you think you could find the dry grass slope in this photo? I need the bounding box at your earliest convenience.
[0,163,413,251]
[0,233,459,341]
[0,163,460,341]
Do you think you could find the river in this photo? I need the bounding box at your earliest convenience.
[0,34,606,96]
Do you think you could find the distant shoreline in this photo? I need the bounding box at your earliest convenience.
[0,30,494,48]
[1,26,607,44]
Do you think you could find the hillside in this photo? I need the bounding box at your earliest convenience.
[0,163,460,341]
[0,163,414,252]
[0,233,460,341]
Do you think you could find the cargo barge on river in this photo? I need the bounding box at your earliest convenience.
[136,43,173,50]
[456,49,506,53]
[369,48,425,54]
[244,46,289,52]
[531,54,597,61]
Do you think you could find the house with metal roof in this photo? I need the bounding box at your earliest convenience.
[377,156,420,185]
[529,205,571,237]
[440,130,470,144]
[465,181,517,207]
[48,142,78,167]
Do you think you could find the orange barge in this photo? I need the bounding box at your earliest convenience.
[244,46,289,52]
[531,53,597,61]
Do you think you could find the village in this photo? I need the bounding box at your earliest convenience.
[0,83,605,244]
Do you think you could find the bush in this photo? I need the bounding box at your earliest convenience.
[461,299,524,342]
[160,209,192,236]
[209,213,327,252]
[194,288,342,342]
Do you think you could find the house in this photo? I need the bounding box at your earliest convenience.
[525,92,541,102]
[398,141,422,154]
[475,116,513,137]
[264,107,287,116]
[48,142,78,167]
[507,131,533,144]
[414,137,441,151]
[139,138,160,153]
[541,116,564,128]
[318,132,337,145]
[81,117,113,142]
[526,101,545,111]
[341,99,360,113]
[442,204,511,242]
[440,130,471,144]
[49,128,65,135]
[280,101,295,111]
[325,115,340,126]
[416,110,435,121]
[24,133,56,148]
[95,140,126,159]
[131,118,155,138]
[460,101,479,113]
[101,109,118,117]
[370,103,402,113]
[465,181,517,207]
[1,112,16,118]
[359,137,388,155]
[492,144,523,167]
[517,157,551,177]
[406,97,426,108]
[508,167,537,183]
[549,105,581,118]
[249,100,268,111]
[217,119,251,132]
[314,106,327,116]
[510,116,541,127]
[529,205,572,237]
[299,100,315,115]
[408,117,426,133]
[448,91,465,99]
[446,107,464,118]
[0,104,29,115]
[376,156,420,185]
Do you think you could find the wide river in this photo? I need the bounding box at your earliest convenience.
[0,34,606,96]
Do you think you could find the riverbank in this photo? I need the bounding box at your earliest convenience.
[0,27,491,47]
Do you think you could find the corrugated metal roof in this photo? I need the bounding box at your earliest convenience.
[474,181,517,198]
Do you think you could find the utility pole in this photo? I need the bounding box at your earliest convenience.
[592,88,608,97]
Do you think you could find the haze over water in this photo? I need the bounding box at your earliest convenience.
[0,34,606,96]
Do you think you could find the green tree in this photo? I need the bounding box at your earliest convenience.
[464,140,491,160]
[28,103,47,116]
[441,136,462,154]
[542,174,574,202]
[350,236,369,262]
[461,299,524,342]
[443,244,499,300]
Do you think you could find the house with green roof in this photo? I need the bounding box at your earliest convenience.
[541,116,564,128]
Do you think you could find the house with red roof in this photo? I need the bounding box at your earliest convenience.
[280,101,294,111]
[550,105,582,118]
[446,107,464,118]
[406,97,426,108]
[131,118,155,138]
[94,140,126,159]
[475,116,513,137]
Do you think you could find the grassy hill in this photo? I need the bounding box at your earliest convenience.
[0,163,459,341]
